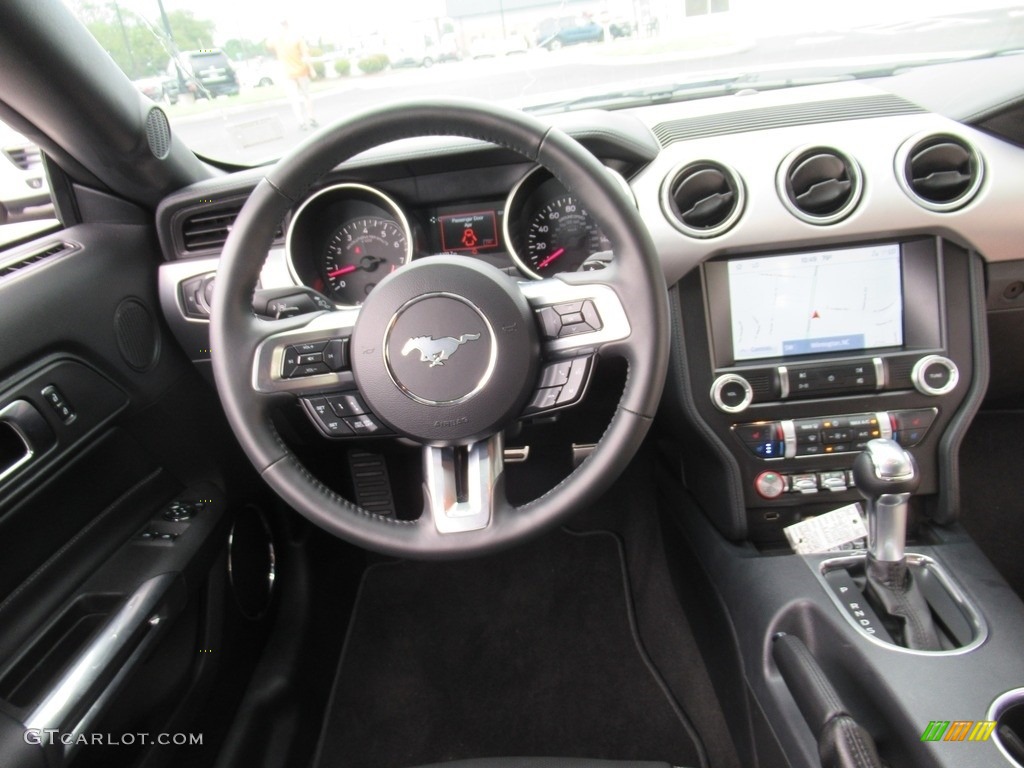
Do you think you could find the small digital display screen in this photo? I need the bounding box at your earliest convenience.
[438,209,500,254]
[728,244,904,362]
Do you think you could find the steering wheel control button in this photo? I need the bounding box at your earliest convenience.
[556,357,591,404]
[302,397,352,437]
[351,257,538,443]
[539,360,573,388]
[385,295,494,405]
[322,338,349,371]
[710,374,753,413]
[754,471,787,499]
[344,414,386,435]
[911,355,958,396]
[296,352,323,365]
[326,393,367,417]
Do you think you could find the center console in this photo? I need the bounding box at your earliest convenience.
[667,236,983,542]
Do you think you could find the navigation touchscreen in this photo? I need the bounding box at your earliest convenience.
[728,244,904,362]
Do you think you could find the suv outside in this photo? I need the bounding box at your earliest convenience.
[536,16,605,50]
[169,49,240,99]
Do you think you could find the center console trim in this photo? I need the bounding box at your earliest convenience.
[815,551,988,656]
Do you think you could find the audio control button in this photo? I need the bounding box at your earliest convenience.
[911,355,958,396]
[711,374,753,413]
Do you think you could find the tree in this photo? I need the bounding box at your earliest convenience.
[223,38,271,61]
[70,2,216,78]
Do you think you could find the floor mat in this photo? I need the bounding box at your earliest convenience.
[313,529,703,768]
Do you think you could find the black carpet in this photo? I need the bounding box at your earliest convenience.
[313,529,703,768]
[958,409,1024,598]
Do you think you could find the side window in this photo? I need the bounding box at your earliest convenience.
[0,118,58,248]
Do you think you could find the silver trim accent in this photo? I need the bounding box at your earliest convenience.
[24,574,176,737]
[660,160,745,239]
[815,552,987,656]
[911,354,959,396]
[502,165,634,280]
[709,373,753,414]
[0,402,35,484]
[777,365,790,399]
[285,183,413,306]
[895,131,985,213]
[518,278,631,357]
[780,419,797,459]
[872,357,885,389]
[867,492,910,563]
[504,446,529,463]
[776,145,864,225]
[987,688,1024,767]
[251,309,360,394]
[875,412,893,440]
[382,293,497,406]
[424,434,503,534]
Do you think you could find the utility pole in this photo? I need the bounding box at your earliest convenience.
[112,1,138,78]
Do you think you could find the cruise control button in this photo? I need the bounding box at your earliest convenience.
[326,393,367,417]
[344,414,386,435]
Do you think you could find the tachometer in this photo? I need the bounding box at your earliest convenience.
[322,216,408,304]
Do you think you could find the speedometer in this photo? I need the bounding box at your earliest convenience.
[504,167,625,280]
[526,196,604,277]
[322,217,408,305]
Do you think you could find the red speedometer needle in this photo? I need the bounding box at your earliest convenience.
[328,265,358,278]
[537,247,565,269]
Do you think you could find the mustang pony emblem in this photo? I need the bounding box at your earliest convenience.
[401,333,481,367]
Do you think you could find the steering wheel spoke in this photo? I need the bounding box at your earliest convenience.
[251,307,361,396]
[423,434,505,534]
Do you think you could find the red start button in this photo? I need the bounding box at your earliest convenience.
[754,471,787,499]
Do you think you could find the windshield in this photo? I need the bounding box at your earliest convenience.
[67,0,1024,166]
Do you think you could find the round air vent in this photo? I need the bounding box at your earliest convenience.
[777,146,862,225]
[661,161,744,238]
[896,133,983,212]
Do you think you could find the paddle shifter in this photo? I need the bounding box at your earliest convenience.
[852,439,941,650]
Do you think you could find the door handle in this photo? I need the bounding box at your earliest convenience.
[0,400,55,484]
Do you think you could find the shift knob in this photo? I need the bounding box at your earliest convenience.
[853,439,919,563]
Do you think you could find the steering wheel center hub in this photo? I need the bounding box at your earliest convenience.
[350,256,539,444]
[384,294,495,405]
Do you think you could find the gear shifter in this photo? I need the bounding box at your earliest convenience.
[852,439,942,651]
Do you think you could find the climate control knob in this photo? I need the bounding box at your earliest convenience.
[911,355,958,396]
[711,374,753,413]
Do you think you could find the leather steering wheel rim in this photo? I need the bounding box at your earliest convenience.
[210,98,669,560]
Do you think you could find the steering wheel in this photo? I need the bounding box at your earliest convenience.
[210,99,668,559]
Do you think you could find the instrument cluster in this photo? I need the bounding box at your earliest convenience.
[286,168,626,307]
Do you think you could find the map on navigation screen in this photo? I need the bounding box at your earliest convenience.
[728,245,903,362]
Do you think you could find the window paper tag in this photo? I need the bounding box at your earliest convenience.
[784,503,867,555]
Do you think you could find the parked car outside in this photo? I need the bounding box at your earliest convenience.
[168,48,240,98]
[469,34,530,58]
[536,16,605,50]
[0,123,50,225]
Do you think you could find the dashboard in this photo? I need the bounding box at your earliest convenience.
[156,59,1024,544]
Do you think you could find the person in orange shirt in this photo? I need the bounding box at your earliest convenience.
[270,20,317,130]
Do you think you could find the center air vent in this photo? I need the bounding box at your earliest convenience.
[661,161,744,238]
[777,146,862,225]
[896,133,983,212]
